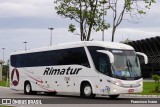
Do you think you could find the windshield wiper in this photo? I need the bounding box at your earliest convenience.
[126,59,138,77]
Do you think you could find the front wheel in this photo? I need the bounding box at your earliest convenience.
[81,83,95,99]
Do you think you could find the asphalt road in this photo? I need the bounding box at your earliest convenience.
[0,87,160,107]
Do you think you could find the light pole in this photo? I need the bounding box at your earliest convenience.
[102,3,104,41]
[2,48,5,64]
[48,27,54,46]
[6,60,9,87]
[23,41,27,50]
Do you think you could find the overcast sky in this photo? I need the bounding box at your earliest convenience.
[0,0,160,63]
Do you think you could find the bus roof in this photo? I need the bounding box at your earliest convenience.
[11,41,134,55]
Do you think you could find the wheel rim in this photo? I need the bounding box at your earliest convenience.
[84,86,92,96]
[26,84,31,93]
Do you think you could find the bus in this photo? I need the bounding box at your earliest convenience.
[10,41,148,99]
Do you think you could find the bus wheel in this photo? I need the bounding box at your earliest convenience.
[109,95,119,99]
[24,82,33,95]
[81,83,95,98]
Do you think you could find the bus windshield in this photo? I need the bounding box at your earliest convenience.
[110,50,141,79]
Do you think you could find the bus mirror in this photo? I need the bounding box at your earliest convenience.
[97,50,114,63]
[136,52,148,64]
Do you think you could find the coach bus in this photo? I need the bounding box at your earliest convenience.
[10,41,148,99]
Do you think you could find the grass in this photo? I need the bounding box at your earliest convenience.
[0,80,9,87]
[142,82,160,95]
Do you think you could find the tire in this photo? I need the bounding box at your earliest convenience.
[109,95,119,99]
[81,83,95,98]
[24,82,33,95]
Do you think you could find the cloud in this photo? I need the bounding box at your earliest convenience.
[0,26,160,63]
[0,0,57,18]
[106,27,160,42]
[0,0,73,29]
[105,0,160,28]
[0,28,79,62]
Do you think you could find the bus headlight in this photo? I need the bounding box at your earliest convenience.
[139,81,142,85]
[113,89,117,92]
[107,79,141,88]
[116,82,122,86]
[136,80,142,86]
[107,80,123,87]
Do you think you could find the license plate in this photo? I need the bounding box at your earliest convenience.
[128,89,134,93]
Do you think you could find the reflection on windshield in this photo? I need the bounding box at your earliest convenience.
[111,50,141,79]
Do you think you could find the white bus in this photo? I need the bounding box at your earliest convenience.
[10,41,148,99]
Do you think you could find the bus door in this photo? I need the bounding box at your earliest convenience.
[97,52,111,94]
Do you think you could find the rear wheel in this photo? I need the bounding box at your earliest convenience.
[24,82,33,95]
[109,95,119,99]
[81,83,95,99]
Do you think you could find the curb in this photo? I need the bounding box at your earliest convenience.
[0,86,9,89]
[122,94,160,97]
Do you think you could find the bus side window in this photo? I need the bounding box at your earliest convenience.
[11,47,90,68]
[56,47,90,68]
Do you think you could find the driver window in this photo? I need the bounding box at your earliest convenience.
[99,56,109,75]
[88,46,110,76]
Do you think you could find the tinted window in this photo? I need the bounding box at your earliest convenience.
[11,47,90,68]
[87,46,110,75]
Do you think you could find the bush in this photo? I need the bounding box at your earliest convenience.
[152,74,160,92]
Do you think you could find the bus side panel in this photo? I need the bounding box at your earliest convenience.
[21,67,62,92]
[10,65,101,94]
[10,67,24,91]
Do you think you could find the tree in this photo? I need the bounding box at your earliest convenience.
[2,65,9,80]
[106,0,156,42]
[54,0,110,41]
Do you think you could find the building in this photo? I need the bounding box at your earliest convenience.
[125,36,160,78]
